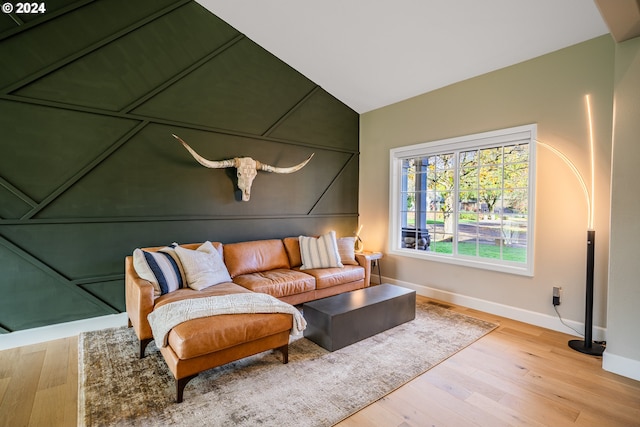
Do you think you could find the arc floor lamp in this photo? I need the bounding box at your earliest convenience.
[538,94,605,357]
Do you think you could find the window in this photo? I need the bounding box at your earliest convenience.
[389,124,536,276]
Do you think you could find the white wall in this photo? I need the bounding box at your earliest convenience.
[360,36,614,339]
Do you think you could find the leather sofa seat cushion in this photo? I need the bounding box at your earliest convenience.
[298,265,364,289]
[168,312,293,360]
[224,239,290,278]
[154,282,250,309]
[233,269,315,298]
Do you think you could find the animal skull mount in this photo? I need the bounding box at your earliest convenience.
[172,134,314,201]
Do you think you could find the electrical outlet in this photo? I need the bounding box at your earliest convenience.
[552,286,562,306]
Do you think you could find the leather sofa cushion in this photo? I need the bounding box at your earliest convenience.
[233,269,315,298]
[296,265,364,289]
[224,239,290,278]
[153,282,250,309]
[282,237,302,268]
[168,312,293,360]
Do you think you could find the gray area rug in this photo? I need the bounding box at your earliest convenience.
[79,299,497,426]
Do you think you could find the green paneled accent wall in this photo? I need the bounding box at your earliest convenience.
[0,0,359,332]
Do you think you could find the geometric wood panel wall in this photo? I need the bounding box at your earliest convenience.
[0,0,359,332]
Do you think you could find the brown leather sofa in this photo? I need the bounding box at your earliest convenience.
[125,237,371,402]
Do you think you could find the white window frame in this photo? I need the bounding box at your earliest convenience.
[389,124,536,276]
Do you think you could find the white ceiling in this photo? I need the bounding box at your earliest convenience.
[197,0,610,113]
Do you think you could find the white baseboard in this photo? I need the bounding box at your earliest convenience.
[384,277,607,341]
[603,351,640,381]
[0,313,128,350]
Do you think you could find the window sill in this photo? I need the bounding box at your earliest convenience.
[388,247,534,277]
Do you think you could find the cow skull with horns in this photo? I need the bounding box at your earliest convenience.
[173,134,314,201]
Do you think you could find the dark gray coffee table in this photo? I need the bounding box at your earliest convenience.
[303,284,416,351]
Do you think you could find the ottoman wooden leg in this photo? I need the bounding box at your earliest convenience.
[278,344,289,364]
[176,374,198,403]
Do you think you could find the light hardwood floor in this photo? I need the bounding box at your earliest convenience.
[1,296,638,427]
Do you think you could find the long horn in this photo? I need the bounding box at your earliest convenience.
[172,134,235,169]
[257,153,314,174]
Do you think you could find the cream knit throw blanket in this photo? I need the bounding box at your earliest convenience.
[148,293,307,348]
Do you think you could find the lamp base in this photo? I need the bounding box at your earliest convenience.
[568,339,605,356]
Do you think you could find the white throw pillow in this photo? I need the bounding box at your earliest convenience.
[299,231,344,270]
[337,237,359,265]
[174,241,232,290]
[133,244,184,297]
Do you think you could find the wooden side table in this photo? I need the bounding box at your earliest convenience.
[361,251,383,284]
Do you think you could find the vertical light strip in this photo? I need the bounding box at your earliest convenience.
[585,94,595,230]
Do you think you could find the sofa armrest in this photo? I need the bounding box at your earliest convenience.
[125,256,155,342]
[354,253,372,287]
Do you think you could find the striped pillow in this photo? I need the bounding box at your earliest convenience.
[299,231,344,270]
[133,244,184,297]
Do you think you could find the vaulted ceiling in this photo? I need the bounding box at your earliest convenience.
[197,0,614,113]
